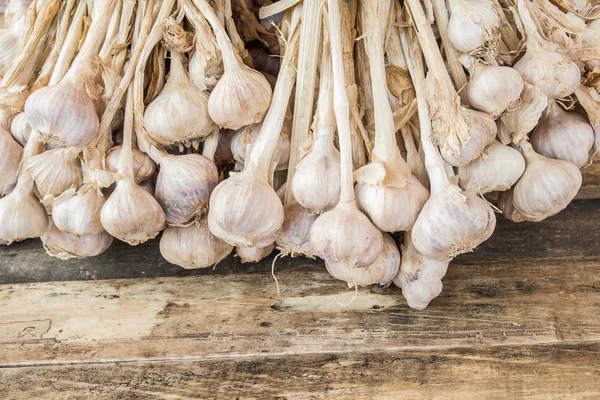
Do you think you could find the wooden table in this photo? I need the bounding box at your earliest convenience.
[0,194,599,399]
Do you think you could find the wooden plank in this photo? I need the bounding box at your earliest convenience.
[578,161,600,200]
[2,198,600,284]
[0,342,598,399]
[0,247,599,366]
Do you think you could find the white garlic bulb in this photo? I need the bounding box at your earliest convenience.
[530,101,594,168]
[52,184,106,236]
[394,232,449,310]
[231,124,290,171]
[0,126,23,195]
[188,11,223,91]
[498,82,548,145]
[144,51,216,147]
[160,215,233,269]
[105,145,156,183]
[466,64,524,118]
[26,147,83,197]
[24,77,99,147]
[512,141,582,221]
[310,201,383,268]
[412,183,496,260]
[275,201,317,257]
[237,242,274,263]
[0,176,48,243]
[42,222,113,260]
[458,140,525,194]
[155,154,218,225]
[9,112,31,147]
[514,0,580,99]
[100,176,166,245]
[447,0,501,52]
[326,233,400,288]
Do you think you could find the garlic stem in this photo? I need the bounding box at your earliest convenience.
[190,0,239,65]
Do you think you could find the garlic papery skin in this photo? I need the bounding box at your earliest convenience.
[447,0,501,53]
[512,141,582,221]
[458,140,525,194]
[513,0,580,99]
[236,242,274,263]
[0,176,48,243]
[465,64,524,118]
[10,112,32,147]
[394,232,449,310]
[497,188,537,223]
[105,145,157,183]
[160,215,233,269]
[498,82,548,145]
[440,108,497,167]
[52,184,106,236]
[530,101,594,168]
[188,12,223,91]
[100,176,166,245]
[42,222,113,260]
[155,154,218,225]
[144,51,216,147]
[275,201,317,257]
[26,147,83,197]
[0,26,21,78]
[326,233,400,288]
[0,126,23,195]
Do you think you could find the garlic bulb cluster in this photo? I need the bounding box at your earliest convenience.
[0,177,48,243]
[52,184,106,236]
[394,232,449,310]
[10,112,32,147]
[105,145,156,183]
[275,201,317,257]
[530,101,594,168]
[26,147,83,197]
[0,126,23,195]
[155,153,218,225]
[237,242,274,263]
[447,0,501,53]
[512,142,582,221]
[42,222,113,260]
[160,215,233,269]
[465,64,524,118]
[458,140,525,194]
[144,51,215,147]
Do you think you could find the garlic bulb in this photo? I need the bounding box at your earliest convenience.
[100,176,166,245]
[513,0,580,99]
[105,145,156,183]
[0,126,23,195]
[231,123,290,170]
[498,82,548,145]
[512,141,582,221]
[42,222,113,260]
[160,215,233,269]
[144,51,216,147]
[465,64,524,118]
[275,201,317,257]
[447,0,501,52]
[155,153,218,225]
[52,184,106,236]
[326,233,400,288]
[26,147,83,197]
[530,101,594,168]
[394,232,449,310]
[497,188,536,223]
[237,242,274,263]
[0,176,48,243]
[188,12,223,91]
[10,112,31,147]
[458,140,525,194]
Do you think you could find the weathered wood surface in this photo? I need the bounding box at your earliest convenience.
[578,161,600,200]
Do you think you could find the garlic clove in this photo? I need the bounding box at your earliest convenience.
[0,176,49,243]
[155,154,218,225]
[411,184,496,260]
[447,0,501,53]
[208,171,284,247]
[458,140,526,194]
[0,126,23,195]
[42,221,113,260]
[530,101,594,168]
[465,64,524,118]
[24,78,99,147]
[105,145,157,183]
[208,62,273,130]
[275,201,318,258]
[26,147,83,197]
[100,176,166,245]
[236,242,274,263]
[310,201,383,269]
[52,184,106,236]
[9,112,31,147]
[512,141,582,221]
[160,215,233,269]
